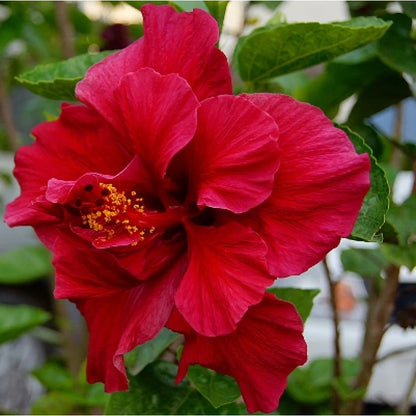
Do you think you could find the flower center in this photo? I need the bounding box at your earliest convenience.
[76,182,155,246]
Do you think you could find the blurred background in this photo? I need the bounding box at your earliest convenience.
[0,1,415,414]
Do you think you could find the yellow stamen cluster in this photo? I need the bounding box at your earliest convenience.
[80,183,154,244]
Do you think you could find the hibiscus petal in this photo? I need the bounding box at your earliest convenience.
[242,93,371,277]
[75,253,186,392]
[5,104,130,230]
[116,230,186,280]
[53,238,138,299]
[174,221,274,337]
[140,4,231,100]
[76,5,231,130]
[185,95,280,214]
[168,293,307,413]
[114,68,199,179]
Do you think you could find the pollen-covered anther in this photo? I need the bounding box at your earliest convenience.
[77,182,155,245]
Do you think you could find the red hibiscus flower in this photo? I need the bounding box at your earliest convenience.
[5,4,371,413]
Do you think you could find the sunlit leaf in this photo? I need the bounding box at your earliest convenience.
[234,17,391,81]
[15,51,114,101]
[204,1,228,31]
[268,287,320,323]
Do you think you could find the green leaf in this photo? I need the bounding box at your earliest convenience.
[333,42,379,65]
[233,17,391,81]
[332,378,366,401]
[296,57,389,117]
[77,361,110,408]
[386,196,416,246]
[348,72,411,125]
[286,358,360,405]
[0,246,52,285]
[15,51,114,101]
[105,361,242,414]
[186,365,241,408]
[31,391,86,415]
[377,220,399,245]
[32,361,74,391]
[341,248,389,277]
[401,2,416,18]
[340,126,389,241]
[125,1,170,10]
[0,304,51,344]
[381,244,416,270]
[377,13,416,75]
[273,71,311,96]
[268,287,320,323]
[251,71,310,96]
[347,122,389,162]
[204,1,228,31]
[174,1,209,12]
[124,328,179,375]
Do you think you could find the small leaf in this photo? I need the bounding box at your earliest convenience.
[31,391,86,415]
[32,361,74,391]
[186,365,241,408]
[15,51,114,101]
[296,57,389,117]
[204,1,228,31]
[105,361,242,414]
[340,126,390,241]
[173,1,209,12]
[331,378,366,401]
[386,196,416,246]
[377,13,416,75]
[287,358,360,405]
[0,304,51,344]
[0,245,52,285]
[341,248,389,278]
[381,244,416,270]
[268,287,320,323]
[348,72,412,125]
[234,17,391,81]
[124,328,179,375]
